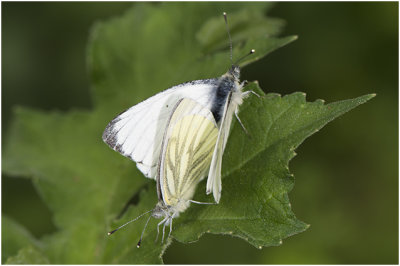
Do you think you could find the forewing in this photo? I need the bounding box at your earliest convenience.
[102,79,218,179]
[206,91,235,203]
[159,98,218,206]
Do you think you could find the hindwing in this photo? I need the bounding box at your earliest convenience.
[158,98,219,206]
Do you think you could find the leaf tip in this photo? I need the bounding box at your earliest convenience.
[353,93,376,106]
[361,93,377,102]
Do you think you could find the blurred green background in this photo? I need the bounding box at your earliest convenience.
[2,2,398,264]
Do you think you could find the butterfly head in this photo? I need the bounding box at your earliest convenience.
[229,64,241,81]
[152,201,168,218]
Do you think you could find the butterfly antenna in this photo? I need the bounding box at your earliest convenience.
[136,214,153,248]
[223,12,233,66]
[234,49,256,65]
[107,209,153,236]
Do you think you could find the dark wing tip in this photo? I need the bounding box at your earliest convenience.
[102,118,132,160]
[102,119,118,149]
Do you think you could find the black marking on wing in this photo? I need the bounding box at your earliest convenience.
[174,78,219,88]
[102,116,122,149]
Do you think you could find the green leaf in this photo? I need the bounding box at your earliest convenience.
[173,85,375,247]
[2,216,43,263]
[2,2,375,264]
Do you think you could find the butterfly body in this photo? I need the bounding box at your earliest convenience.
[210,66,241,120]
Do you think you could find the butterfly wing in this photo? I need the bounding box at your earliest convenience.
[102,79,218,179]
[158,98,218,208]
[206,91,236,203]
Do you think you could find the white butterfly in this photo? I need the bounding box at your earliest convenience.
[102,12,258,205]
[108,98,219,246]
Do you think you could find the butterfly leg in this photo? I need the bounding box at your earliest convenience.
[235,108,249,136]
[168,218,173,239]
[189,199,216,205]
[155,217,167,243]
[161,222,167,243]
[242,90,261,98]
